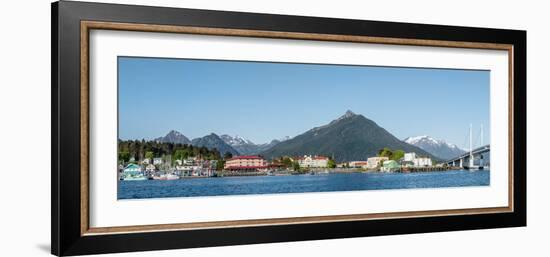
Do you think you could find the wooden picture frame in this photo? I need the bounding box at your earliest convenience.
[52,1,526,256]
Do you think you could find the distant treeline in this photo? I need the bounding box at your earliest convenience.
[118,140,230,163]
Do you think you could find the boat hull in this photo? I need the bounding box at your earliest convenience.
[122,176,147,181]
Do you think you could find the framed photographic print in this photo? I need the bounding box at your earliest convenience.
[51,1,526,256]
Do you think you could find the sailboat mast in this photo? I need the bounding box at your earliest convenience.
[469,124,474,167]
[481,124,484,146]
[469,123,474,168]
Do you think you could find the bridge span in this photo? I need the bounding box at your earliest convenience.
[445,144,490,168]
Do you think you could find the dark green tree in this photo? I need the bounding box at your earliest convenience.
[392,150,405,161]
[327,159,336,168]
[173,149,189,161]
[378,147,393,159]
[282,157,293,168]
[118,140,223,163]
[216,160,225,171]
[118,151,130,163]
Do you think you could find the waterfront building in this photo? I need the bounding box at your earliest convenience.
[121,163,147,181]
[404,152,416,162]
[175,157,203,176]
[153,157,163,165]
[413,157,432,167]
[348,161,369,168]
[124,163,141,172]
[224,155,268,172]
[145,164,156,172]
[175,165,192,176]
[183,157,197,165]
[381,160,400,172]
[367,156,389,169]
[295,155,329,168]
[404,152,433,167]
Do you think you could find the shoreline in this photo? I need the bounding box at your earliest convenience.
[120,168,488,181]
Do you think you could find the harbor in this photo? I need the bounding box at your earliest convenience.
[118,149,490,181]
[118,169,490,199]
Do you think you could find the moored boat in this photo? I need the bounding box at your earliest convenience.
[165,173,179,180]
[153,173,180,180]
[122,174,147,181]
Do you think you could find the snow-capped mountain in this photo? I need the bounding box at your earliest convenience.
[191,133,240,156]
[220,135,290,155]
[220,135,255,146]
[403,135,465,160]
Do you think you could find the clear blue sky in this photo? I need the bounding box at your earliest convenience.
[118,57,490,148]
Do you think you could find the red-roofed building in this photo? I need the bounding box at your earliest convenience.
[224,155,268,171]
[348,161,369,168]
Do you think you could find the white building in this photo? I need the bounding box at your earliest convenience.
[296,155,329,168]
[336,163,347,168]
[404,152,416,162]
[183,157,197,165]
[413,157,432,167]
[404,152,433,167]
[153,157,163,165]
[141,158,151,165]
[367,156,389,169]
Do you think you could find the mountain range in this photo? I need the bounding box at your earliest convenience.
[150,111,462,162]
[403,135,465,160]
[152,131,287,156]
[260,110,435,162]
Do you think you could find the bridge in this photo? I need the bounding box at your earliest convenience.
[445,124,490,169]
[445,144,490,168]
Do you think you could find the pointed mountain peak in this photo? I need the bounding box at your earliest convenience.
[327,110,359,126]
[191,133,240,156]
[260,111,435,162]
[167,130,182,135]
[155,130,191,144]
[343,110,356,118]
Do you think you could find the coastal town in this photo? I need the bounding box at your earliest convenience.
[118,150,449,181]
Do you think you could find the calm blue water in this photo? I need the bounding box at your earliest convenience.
[118,169,490,199]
